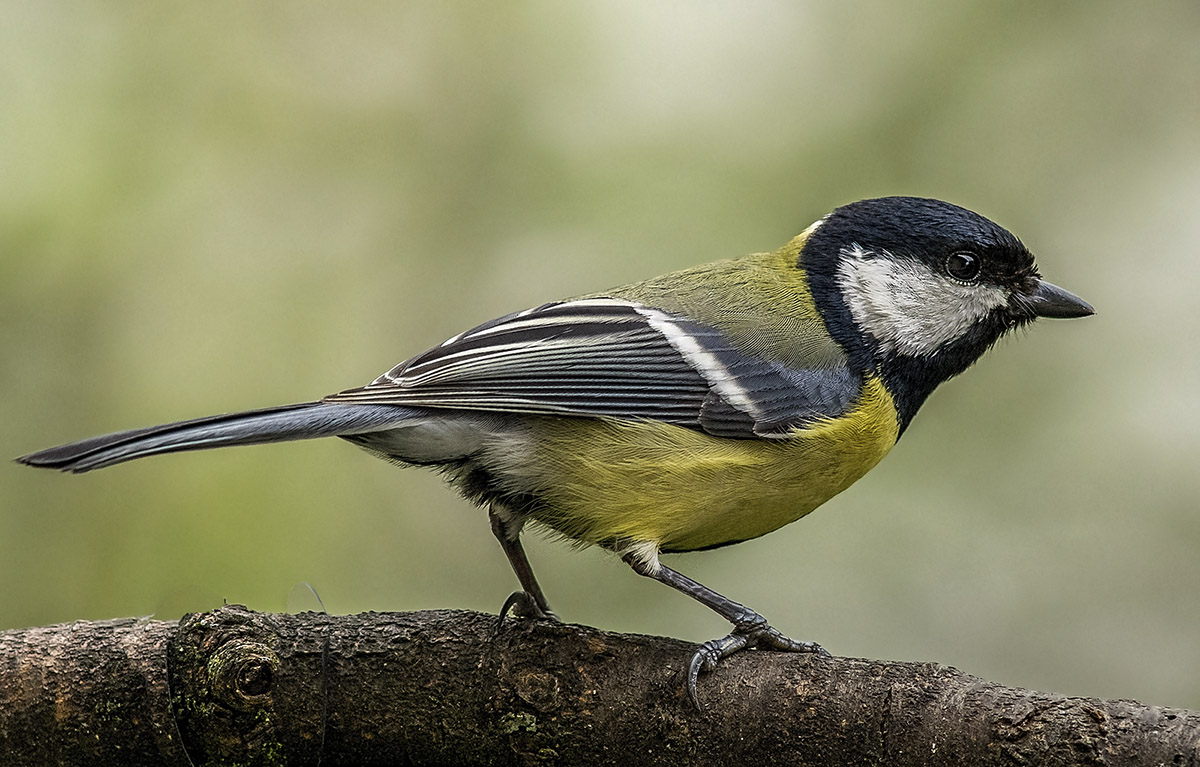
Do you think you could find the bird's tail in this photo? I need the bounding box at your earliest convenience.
[16,401,415,473]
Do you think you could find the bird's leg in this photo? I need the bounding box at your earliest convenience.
[489,505,559,627]
[622,549,829,709]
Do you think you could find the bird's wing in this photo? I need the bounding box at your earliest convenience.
[324,298,860,438]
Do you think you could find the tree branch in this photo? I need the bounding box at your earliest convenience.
[1,605,1196,766]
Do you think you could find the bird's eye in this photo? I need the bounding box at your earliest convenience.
[945,252,981,282]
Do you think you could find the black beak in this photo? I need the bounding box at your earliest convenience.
[1026,279,1094,319]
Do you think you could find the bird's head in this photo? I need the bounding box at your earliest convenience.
[800,196,1093,426]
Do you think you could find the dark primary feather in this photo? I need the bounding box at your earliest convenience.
[325,298,861,438]
[329,300,712,424]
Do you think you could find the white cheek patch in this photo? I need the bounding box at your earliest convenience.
[836,245,1009,357]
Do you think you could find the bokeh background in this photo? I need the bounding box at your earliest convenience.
[4,1,1199,709]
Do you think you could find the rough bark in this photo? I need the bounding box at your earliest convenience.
[1,605,1196,766]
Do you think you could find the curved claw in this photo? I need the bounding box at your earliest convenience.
[686,633,749,708]
[685,624,828,709]
[494,590,560,636]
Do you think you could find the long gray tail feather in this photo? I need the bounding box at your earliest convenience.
[16,401,417,473]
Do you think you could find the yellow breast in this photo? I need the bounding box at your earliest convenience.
[511,375,900,552]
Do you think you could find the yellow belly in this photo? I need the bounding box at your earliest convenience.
[513,375,900,552]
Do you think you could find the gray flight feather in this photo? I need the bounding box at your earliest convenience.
[326,298,861,439]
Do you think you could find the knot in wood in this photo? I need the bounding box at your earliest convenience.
[206,639,280,711]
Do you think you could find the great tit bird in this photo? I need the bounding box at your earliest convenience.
[18,196,1092,706]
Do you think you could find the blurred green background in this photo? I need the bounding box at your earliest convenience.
[4,1,1199,709]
